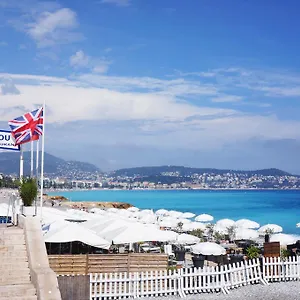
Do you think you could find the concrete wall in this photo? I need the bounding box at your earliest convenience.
[19,215,62,300]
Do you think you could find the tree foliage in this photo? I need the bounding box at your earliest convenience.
[19,177,38,207]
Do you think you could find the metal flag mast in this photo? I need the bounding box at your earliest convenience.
[39,101,46,220]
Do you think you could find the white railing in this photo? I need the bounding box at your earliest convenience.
[90,258,267,299]
[263,256,300,282]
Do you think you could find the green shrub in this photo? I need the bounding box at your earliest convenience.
[246,245,260,259]
[19,177,38,207]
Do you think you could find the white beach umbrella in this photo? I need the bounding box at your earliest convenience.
[116,209,132,217]
[216,219,236,228]
[175,233,200,245]
[44,220,110,249]
[127,206,139,212]
[182,222,206,232]
[139,209,154,215]
[258,224,283,234]
[159,219,177,228]
[270,233,300,245]
[235,219,260,229]
[195,214,214,222]
[139,214,157,224]
[107,208,118,213]
[169,210,183,218]
[90,208,106,215]
[235,228,259,240]
[191,242,226,256]
[177,218,192,224]
[156,209,169,216]
[181,212,196,219]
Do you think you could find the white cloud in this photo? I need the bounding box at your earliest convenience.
[93,63,110,74]
[1,72,300,152]
[100,0,131,6]
[0,41,8,46]
[211,95,242,103]
[69,50,112,73]
[27,8,80,47]
[70,50,89,68]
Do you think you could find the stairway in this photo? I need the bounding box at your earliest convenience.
[0,225,37,300]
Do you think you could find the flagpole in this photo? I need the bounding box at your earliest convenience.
[19,145,24,181]
[30,141,34,177]
[40,102,45,220]
[36,140,39,178]
[35,140,39,216]
[19,145,24,212]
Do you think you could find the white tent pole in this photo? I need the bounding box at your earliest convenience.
[40,102,46,220]
[30,141,34,177]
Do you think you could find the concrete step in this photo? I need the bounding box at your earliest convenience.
[0,297,37,300]
[0,271,31,286]
[0,228,24,235]
[0,235,25,244]
[0,283,36,297]
[0,276,31,286]
[0,253,28,261]
[0,261,29,268]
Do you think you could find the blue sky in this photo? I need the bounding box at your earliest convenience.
[1,0,300,173]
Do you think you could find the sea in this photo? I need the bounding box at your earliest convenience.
[48,189,300,235]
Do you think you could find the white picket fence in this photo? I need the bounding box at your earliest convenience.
[90,258,267,299]
[263,256,300,282]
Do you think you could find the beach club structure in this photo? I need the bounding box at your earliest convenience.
[2,107,300,299]
[2,198,300,300]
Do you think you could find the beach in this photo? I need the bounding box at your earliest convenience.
[49,189,300,234]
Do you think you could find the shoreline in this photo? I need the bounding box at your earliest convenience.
[46,187,300,193]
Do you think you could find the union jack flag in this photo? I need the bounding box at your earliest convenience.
[8,107,43,146]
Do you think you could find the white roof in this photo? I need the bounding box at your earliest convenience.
[43,220,110,249]
[100,223,178,244]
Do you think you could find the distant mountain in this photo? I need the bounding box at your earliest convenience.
[112,166,292,177]
[0,151,100,178]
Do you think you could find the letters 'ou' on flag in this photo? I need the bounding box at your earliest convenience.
[8,107,44,146]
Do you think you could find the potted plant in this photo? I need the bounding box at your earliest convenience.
[246,245,260,259]
[19,177,38,216]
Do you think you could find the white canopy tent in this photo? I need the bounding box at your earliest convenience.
[43,220,110,249]
[100,224,178,244]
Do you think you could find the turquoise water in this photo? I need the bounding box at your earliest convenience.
[48,190,300,234]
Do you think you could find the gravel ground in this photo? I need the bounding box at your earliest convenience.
[143,281,300,300]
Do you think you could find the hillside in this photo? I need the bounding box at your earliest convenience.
[0,151,100,178]
[112,166,292,177]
